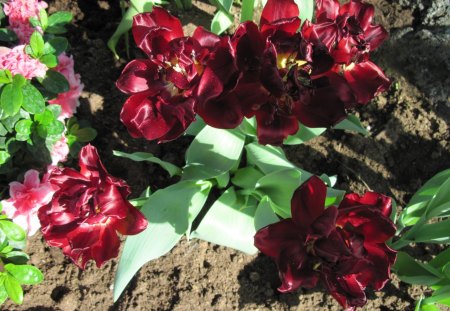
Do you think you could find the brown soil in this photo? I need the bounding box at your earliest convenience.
[5,0,450,310]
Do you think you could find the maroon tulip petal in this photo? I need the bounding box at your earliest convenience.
[291,176,327,230]
[341,0,374,31]
[365,24,388,51]
[232,22,265,72]
[255,104,299,145]
[340,192,392,218]
[91,225,121,268]
[310,205,338,238]
[116,59,164,94]
[192,26,221,50]
[115,203,148,235]
[260,0,299,27]
[79,144,109,179]
[261,17,301,38]
[254,219,300,259]
[323,273,367,309]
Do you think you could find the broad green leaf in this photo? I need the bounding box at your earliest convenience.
[21,83,45,114]
[284,123,326,145]
[240,0,255,22]
[39,8,48,30]
[39,54,58,68]
[107,1,154,59]
[325,188,346,207]
[0,220,26,242]
[426,175,450,219]
[114,180,211,301]
[430,247,450,269]
[394,252,442,286]
[4,264,43,285]
[3,251,30,265]
[34,109,55,126]
[0,282,7,305]
[46,120,65,136]
[75,127,97,142]
[30,31,45,57]
[14,119,33,141]
[40,70,69,94]
[29,17,41,28]
[113,150,181,177]
[0,70,11,84]
[12,75,26,88]
[185,116,206,136]
[129,186,152,208]
[1,84,23,117]
[47,11,72,28]
[231,166,264,190]
[333,114,369,135]
[294,0,314,23]
[245,143,296,174]
[45,25,67,35]
[409,219,450,244]
[215,171,230,188]
[254,197,279,230]
[415,298,440,311]
[44,37,68,56]
[191,187,258,254]
[183,126,245,180]
[0,151,9,165]
[0,28,18,42]
[4,275,22,304]
[422,285,450,305]
[255,168,305,217]
[239,116,257,137]
[211,10,233,35]
[46,104,62,119]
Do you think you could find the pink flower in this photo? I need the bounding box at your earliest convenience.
[0,45,48,79]
[49,53,84,119]
[3,0,48,43]
[50,135,70,165]
[2,169,58,236]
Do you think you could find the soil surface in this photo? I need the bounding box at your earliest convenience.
[5,0,450,310]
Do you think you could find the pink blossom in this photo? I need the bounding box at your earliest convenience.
[3,0,48,43]
[2,170,58,236]
[0,45,48,79]
[50,135,70,165]
[49,53,84,119]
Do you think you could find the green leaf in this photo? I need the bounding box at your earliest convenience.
[21,83,45,114]
[255,168,305,218]
[39,54,58,68]
[284,123,326,145]
[107,1,153,59]
[254,197,279,230]
[113,180,211,301]
[5,264,43,285]
[1,84,23,117]
[30,31,45,57]
[182,126,245,181]
[426,174,450,219]
[211,10,234,35]
[45,25,67,35]
[422,285,450,305]
[294,0,314,24]
[47,11,72,28]
[394,252,442,286]
[0,220,26,242]
[29,17,41,28]
[46,104,62,119]
[409,219,450,244]
[231,166,264,190]
[0,70,12,84]
[4,275,23,304]
[3,251,30,265]
[44,37,68,56]
[239,116,257,137]
[75,127,97,143]
[39,8,48,30]
[0,282,7,305]
[333,114,369,135]
[40,70,69,94]
[185,116,206,136]
[34,108,55,126]
[430,247,450,269]
[113,150,181,177]
[191,187,258,254]
[14,119,33,141]
[0,28,18,42]
[245,143,296,174]
[240,0,255,22]
[0,151,9,165]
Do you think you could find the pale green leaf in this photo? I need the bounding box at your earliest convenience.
[113,150,181,177]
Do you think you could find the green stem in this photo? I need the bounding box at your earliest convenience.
[182,0,192,10]
[174,0,184,10]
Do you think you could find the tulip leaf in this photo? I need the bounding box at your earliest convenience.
[408,219,450,244]
[415,298,441,311]
[284,123,326,145]
[426,173,450,219]
[333,114,369,135]
[107,0,155,59]
[231,166,264,190]
[210,0,234,34]
[185,116,206,136]
[191,187,258,254]
[4,264,43,285]
[394,252,443,286]
[114,180,211,301]
[183,126,245,181]
[254,197,279,230]
[245,143,296,174]
[430,247,450,270]
[239,117,257,137]
[422,285,450,305]
[113,150,181,177]
[255,168,305,217]
[294,0,314,23]
[240,0,255,22]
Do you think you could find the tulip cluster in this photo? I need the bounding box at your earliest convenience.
[254,176,396,310]
[117,0,390,145]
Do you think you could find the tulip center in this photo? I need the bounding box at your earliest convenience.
[277,52,307,70]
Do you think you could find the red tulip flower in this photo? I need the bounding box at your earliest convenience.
[38,145,148,269]
[254,176,396,310]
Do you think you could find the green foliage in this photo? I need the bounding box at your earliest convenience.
[113,150,181,177]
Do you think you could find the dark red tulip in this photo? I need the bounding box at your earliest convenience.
[254,176,397,310]
[38,145,148,269]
